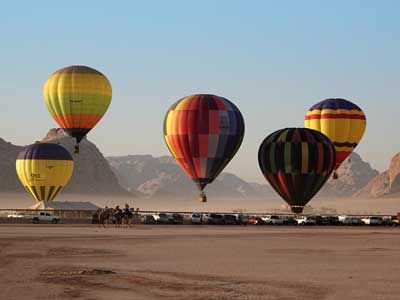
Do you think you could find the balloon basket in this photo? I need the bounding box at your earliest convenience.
[198,194,207,203]
[290,206,304,214]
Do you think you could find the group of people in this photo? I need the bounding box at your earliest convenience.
[93,204,139,227]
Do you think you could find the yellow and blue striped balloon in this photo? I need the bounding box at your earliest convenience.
[16,143,74,202]
[304,98,366,177]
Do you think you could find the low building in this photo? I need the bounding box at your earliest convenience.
[29,201,99,219]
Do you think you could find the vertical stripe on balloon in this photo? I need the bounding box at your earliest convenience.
[258,128,336,214]
[164,94,244,192]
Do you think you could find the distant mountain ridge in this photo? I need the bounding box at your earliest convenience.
[106,152,379,199]
[106,154,272,199]
[0,129,395,199]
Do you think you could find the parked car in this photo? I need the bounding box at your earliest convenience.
[390,215,399,226]
[236,214,249,225]
[141,215,157,224]
[381,216,395,226]
[361,216,383,226]
[282,216,297,225]
[342,217,364,226]
[314,215,324,225]
[247,217,265,225]
[295,216,316,225]
[32,211,60,224]
[170,213,184,224]
[191,213,203,224]
[203,214,225,225]
[324,216,341,226]
[153,213,171,224]
[314,216,341,226]
[262,215,284,225]
[223,214,238,225]
[7,212,25,218]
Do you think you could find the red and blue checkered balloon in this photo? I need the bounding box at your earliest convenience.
[164,94,245,195]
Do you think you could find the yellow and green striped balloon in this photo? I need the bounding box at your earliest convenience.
[43,65,112,153]
[16,143,74,202]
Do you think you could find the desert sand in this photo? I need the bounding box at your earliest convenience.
[0,224,399,300]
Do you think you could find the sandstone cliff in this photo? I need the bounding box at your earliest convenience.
[0,129,127,195]
[356,152,400,197]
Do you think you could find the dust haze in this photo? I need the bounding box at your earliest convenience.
[1,192,399,215]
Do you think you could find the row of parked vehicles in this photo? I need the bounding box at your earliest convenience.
[6,211,400,226]
[142,213,400,226]
[141,213,250,225]
[262,215,399,226]
[199,214,399,226]
[260,215,399,226]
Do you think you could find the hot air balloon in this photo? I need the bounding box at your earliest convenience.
[304,98,366,178]
[163,94,245,202]
[258,128,336,214]
[43,65,112,153]
[16,143,74,202]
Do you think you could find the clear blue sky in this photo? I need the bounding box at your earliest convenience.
[1,0,399,182]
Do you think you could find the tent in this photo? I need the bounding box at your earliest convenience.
[29,201,99,211]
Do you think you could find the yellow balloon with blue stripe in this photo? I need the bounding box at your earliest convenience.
[16,143,74,202]
[304,98,366,177]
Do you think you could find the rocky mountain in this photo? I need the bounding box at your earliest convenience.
[387,153,400,193]
[0,138,24,192]
[107,152,377,199]
[321,152,379,196]
[107,155,275,199]
[356,152,400,197]
[355,172,390,198]
[0,129,127,195]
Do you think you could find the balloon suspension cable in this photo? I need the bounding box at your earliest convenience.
[332,171,338,180]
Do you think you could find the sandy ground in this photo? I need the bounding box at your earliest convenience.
[0,225,399,300]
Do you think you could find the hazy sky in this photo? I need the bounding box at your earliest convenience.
[1,1,399,183]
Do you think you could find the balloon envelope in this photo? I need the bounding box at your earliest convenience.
[258,128,336,213]
[163,94,245,196]
[304,98,366,171]
[16,143,74,202]
[43,65,112,152]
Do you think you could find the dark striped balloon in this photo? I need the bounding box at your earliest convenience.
[258,128,336,213]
